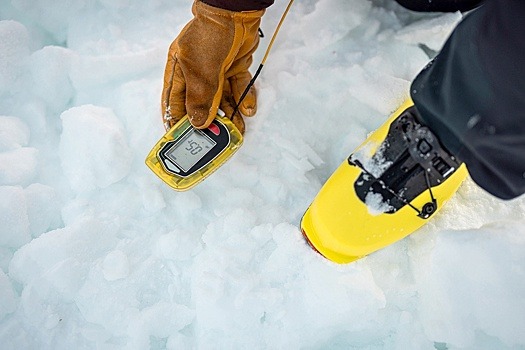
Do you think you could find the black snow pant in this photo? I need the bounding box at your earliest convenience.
[400,0,525,200]
[395,0,482,12]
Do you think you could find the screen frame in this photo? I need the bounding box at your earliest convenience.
[165,128,217,172]
[157,119,231,178]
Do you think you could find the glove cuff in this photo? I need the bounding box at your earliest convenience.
[200,0,273,12]
[194,0,265,19]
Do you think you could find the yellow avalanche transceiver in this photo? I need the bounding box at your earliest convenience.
[145,114,243,191]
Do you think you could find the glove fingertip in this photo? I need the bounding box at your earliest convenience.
[188,107,217,129]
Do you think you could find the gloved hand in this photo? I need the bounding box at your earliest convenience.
[162,0,265,134]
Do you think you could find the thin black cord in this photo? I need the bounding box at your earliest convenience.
[231,64,264,120]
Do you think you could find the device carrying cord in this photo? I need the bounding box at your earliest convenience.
[231,0,295,120]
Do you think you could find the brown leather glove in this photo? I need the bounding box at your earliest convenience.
[162,0,265,134]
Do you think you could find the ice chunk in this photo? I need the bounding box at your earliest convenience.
[139,301,195,335]
[8,0,86,44]
[59,105,132,193]
[0,116,30,151]
[396,12,462,51]
[30,46,75,112]
[9,217,119,285]
[0,186,31,248]
[154,231,202,262]
[0,21,30,94]
[70,48,164,91]
[0,247,13,273]
[102,250,130,281]
[0,147,38,186]
[345,65,410,115]
[294,0,372,49]
[24,183,61,238]
[414,223,525,348]
[0,270,17,321]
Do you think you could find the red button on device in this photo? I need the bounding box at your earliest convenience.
[209,123,220,136]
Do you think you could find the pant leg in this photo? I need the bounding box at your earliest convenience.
[395,0,482,12]
[410,0,525,199]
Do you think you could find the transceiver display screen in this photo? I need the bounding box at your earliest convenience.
[165,129,217,172]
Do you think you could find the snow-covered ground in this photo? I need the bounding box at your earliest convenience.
[1,0,524,349]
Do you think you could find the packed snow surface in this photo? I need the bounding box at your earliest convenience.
[1,0,524,349]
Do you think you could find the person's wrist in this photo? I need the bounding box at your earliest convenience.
[195,1,265,19]
[200,0,268,12]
